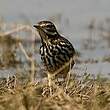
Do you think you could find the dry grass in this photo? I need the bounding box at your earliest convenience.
[0,72,110,110]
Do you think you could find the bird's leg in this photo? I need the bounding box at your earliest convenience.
[47,73,52,95]
[65,59,72,91]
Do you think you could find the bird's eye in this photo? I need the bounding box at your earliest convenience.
[45,26,56,32]
[46,24,53,28]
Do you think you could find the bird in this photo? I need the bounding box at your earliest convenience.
[33,20,75,82]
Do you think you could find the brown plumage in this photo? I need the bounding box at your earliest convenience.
[33,21,75,79]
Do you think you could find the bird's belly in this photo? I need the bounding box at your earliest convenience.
[40,44,75,78]
[41,54,74,78]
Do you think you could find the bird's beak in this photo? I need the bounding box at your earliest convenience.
[33,24,40,29]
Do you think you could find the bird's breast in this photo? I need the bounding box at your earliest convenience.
[40,42,74,73]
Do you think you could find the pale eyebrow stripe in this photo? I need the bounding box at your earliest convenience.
[40,23,46,27]
[45,23,52,26]
[41,22,53,27]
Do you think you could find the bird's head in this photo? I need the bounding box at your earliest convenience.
[33,21,59,43]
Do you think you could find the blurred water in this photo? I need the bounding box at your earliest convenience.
[0,0,110,77]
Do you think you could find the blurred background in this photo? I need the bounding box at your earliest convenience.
[0,0,110,77]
